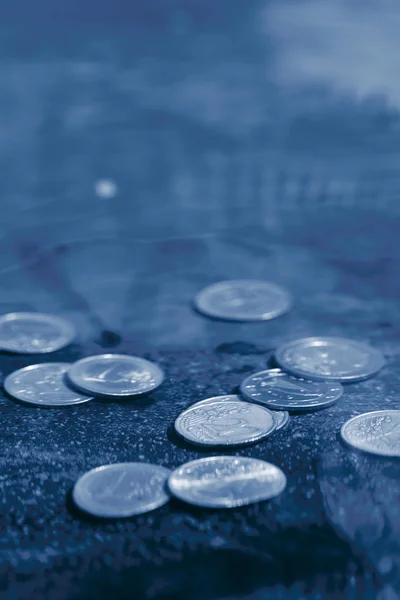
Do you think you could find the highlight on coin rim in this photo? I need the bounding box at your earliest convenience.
[340,410,400,457]
[0,312,76,353]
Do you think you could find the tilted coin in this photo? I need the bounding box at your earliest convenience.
[4,363,93,407]
[73,462,171,518]
[275,337,385,382]
[341,410,400,457]
[168,456,287,508]
[194,280,292,321]
[240,368,343,412]
[174,395,276,447]
[0,312,75,354]
[67,354,164,398]
[195,394,289,431]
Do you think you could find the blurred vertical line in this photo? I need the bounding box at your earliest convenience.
[207,151,227,233]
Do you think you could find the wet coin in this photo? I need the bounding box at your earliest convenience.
[194,280,292,321]
[4,363,93,407]
[174,395,276,447]
[341,410,400,457]
[275,337,385,382]
[67,354,164,398]
[73,462,171,518]
[168,456,287,508]
[0,312,75,354]
[195,394,289,431]
[240,368,343,411]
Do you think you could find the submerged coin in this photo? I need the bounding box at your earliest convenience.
[175,395,276,447]
[4,363,93,407]
[67,354,164,397]
[240,368,343,411]
[341,410,400,457]
[168,456,287,508]
[73,462,171,518]
[194,280,292,321]
[276,337,385,382]
[0,312,75,354]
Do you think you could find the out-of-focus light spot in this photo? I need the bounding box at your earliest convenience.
[94,179,118,199]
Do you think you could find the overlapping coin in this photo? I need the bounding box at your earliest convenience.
[194,280,292,321]
[174,395,277,447]
[67,354,164,398]
[341,410,400,457]
[240,368,343,412]
[168,456,287,508]
[4,363,93,407]
[0,312,75,354]
[73,462,171,517]
[275,337,385,382]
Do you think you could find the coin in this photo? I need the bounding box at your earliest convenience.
[240,368,343,411]
[174,395,276,447]
[73,462,171,518]
[195,394,289,431]
[4,363,93,407]
[168,456,287,508]
[67,354,164,398]
[194,280,292,321]
[0,312,75,354]
[341,410,400,457]
[275,337,385,382]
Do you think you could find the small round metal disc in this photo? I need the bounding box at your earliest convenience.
[174,395,276,447]
[341,411,400,457]
[240,368,343,412]
[73,462,171,518]
[194,280,292,321]
[0,312,75,354]
[67,354,164,398]
[4,363,93,407]
[275,337,385,382]
[168,456,287,508]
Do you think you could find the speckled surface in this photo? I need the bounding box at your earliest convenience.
[1,1,400,598]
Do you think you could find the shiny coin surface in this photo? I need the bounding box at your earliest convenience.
[275,337,385,382]
[0,312,75,354]
[194,280,292,321]
[341,410,400,457]
[67,354,164,397]
[73,462,171,518]
[168,456,287,508]
[175,395,276,447]
[195,394,289,431]
[4,363,93,407]
[240,369,343,411]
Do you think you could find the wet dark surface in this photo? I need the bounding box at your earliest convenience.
[1,1,400,599]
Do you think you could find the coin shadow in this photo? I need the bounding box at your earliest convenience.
[92,394,157,409]
[166,423,266,454]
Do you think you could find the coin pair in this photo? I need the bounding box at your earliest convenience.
[73,456,287,517]
[4,354,164,407]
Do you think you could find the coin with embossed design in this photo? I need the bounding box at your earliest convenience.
[73,462,171,517]
[168,456,287,508]
[194,280,292,321]
[0,312,75,354]
[240,368,343,411]
[276,337,385,382]
[175,395,276,447]
[4,363,93,407]
[67,354,164,398]
[341,410,400,457]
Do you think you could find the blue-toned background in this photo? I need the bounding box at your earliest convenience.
[0,1,399,598]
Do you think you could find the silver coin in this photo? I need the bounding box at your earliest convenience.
[175,395,276,447]
[195,394,289,431]
[194,280,292,321]
[341,410,400,457]
[240,368,343,411]
[4,363,93,407]
[168,456,287,508]
[73,462,171,518]
[0,312,75,354]
[67,354,164,398]
[275,337,385,382]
